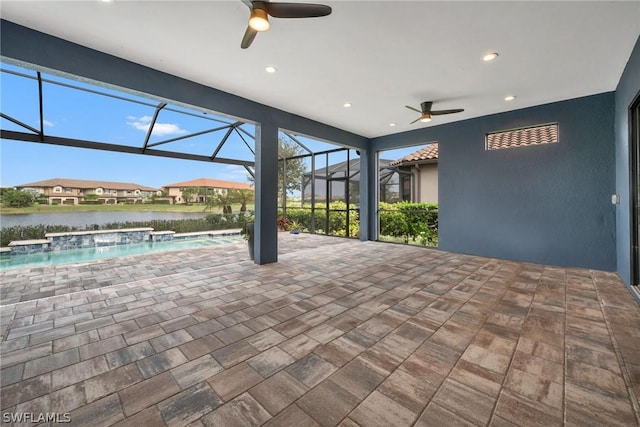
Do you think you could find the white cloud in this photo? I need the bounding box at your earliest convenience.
[126,115,188,137]
[43,120,54,127]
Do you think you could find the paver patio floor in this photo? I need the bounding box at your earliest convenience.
[1,233,639,426]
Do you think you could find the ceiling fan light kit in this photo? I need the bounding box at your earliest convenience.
[406,101,464,125]
[249,8,270,31]
[241,1,332,49]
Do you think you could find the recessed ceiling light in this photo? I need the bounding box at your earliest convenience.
[483,52,499,62]
[265,66,277,73]
[389,123,396,127]
[343,102,352,108]
[504,95,516,101]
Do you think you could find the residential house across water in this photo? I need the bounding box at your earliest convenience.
[15,178,160,205]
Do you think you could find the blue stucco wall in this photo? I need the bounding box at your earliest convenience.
[615,35,640,285]
[374,93,616,271]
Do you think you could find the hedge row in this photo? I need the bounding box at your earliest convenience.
[0,213,253,247]
[281,201,439,245]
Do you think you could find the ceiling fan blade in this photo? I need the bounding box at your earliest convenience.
[431,108,464,115]
[241,26,258,49]
[410,117,421,124]
[405,105,422,114]
[265,2,332,18]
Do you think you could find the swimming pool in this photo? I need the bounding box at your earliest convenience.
[0,235,244,270]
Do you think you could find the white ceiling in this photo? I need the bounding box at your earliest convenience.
[2,1,639,138]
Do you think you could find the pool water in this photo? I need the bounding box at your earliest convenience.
[0,236,243,270]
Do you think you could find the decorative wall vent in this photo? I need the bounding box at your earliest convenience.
[486,123,558,150]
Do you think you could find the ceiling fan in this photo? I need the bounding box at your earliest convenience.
[240,1,332,49]
[406,101,464,124]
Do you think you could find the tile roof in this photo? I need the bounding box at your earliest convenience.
[486,123,558,150]
[163,178,254,190]
[390,143,439,166]
[16,178,158,191]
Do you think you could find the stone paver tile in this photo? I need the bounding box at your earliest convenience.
[160,315,198,333]
[112,406,165,427]
[249,371,308,415]
[0,373,51,409]
[494,390,563,427]
[357,345,404,377]
[66,394,124,427]
[179,334,225,360]
[119,371,181,417]
[0,342,51,368]
[247,346,296,377]
[150,329,194,353]
[170,354,224,389]
[1,364,23,387]
[83,363,143,403]
[378,366,439,413]
[106,341,155,369]
[29,324,77,345]
[305,323,344,344]
[186,319,225,339]
[278,334,321,359]
[215,324,255,345]
[74,316,115,334]
[51,355,110,389]
[431,378,496,425]
[566,359,628,398]
[460,344,512,375]
[564,382,637,426]
[49,383,86,414]
[97,319,139,339]
[136,347,188,379]
[158,381,223,427]
[297,379,360,427]
[285,353,338,388]
[504,368,563,410]
[246,328,287,351]
[207,362,264,402]
[415,402,478,427]
[6,321,53,340]
[123,324,165,345]
[263,404,321,427]
[23,348,79,379]
[350,390,417,427]
[312,337,363,367]
[201,392,271,427]
[211,340,259,368]
[328,358,385,400]
[53,330,100,353]
[448,358,504,398]
[79,335,126,360]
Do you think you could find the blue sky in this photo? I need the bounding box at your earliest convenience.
[0,62,420,189]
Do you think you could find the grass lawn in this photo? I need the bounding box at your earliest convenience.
[0,203,249,215]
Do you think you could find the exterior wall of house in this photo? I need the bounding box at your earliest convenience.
[615,34,640,285]
[416,163,438,203]
[373,92,616,272]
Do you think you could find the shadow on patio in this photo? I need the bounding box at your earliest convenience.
[1,233,639,426]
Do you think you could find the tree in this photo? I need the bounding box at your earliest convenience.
[205,191,234,213]
[248,136,306,202]
[181,187,197,204]
[232,189,254,212]
[1,188,34,207]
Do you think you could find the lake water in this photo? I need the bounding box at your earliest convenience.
[0,211,209,228]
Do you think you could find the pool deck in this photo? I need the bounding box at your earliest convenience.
[1,233,639,426]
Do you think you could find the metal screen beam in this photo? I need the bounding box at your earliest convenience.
[1,130,255,166]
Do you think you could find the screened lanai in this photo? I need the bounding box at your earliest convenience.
[1,4,640,427]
